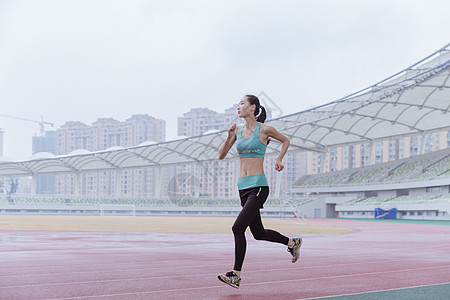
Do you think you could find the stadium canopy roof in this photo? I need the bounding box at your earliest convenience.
[1,43,449,177]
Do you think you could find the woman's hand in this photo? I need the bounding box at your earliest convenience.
[275,159,284,172]
[228,123,237,137]
[219,124,237,160]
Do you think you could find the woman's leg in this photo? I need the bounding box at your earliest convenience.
[249,212,289,245]
[232,187,267,272]
[247,186,290,245]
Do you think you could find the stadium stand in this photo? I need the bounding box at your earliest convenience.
[292,149,450,220]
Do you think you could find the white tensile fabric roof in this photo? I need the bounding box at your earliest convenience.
[1,44,449,177]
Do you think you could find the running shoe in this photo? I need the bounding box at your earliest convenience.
[287,237,302,263]
[218,271,241,288]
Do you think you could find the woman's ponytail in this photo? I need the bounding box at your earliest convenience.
[256,105,267,123]
[245,94,267,123]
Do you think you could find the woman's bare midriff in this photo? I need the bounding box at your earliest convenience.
[239,157,265,177]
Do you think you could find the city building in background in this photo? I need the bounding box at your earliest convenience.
[178,106,239,137]
[55,114,165,154]
[32,131,56,194]
[55,114,166,197]
[176,106,240,198]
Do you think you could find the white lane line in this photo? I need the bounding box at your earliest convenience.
[0,250,422,273]
[0,256,425,282]
[45,265,450,300]
[3,265,449,299]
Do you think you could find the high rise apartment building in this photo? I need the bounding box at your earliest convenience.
[56,115,165,154]
[176,106,239,198]
[33,131,56,194]
[178,106,239,137]
[55,114,166,197]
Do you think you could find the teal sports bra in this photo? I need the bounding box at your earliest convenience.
[236,122,267,158]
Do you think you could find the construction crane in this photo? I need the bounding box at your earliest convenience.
[0,114,54,136]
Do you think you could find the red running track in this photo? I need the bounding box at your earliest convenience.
[1,219,450,300]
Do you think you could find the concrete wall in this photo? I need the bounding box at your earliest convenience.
[378,190,396,197]
[292,195,356,218]
[409,188,427,195]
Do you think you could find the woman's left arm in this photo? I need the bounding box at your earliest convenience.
[262,124,290,172]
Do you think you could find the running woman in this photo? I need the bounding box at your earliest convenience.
[217,95,302,289]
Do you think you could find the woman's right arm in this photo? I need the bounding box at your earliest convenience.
[219,124,238,160]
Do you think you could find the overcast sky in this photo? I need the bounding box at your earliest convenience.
[1,0,449,160]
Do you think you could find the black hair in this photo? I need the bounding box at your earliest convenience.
[244,94,267,123]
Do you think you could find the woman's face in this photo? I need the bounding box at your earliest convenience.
[237,97,255,118]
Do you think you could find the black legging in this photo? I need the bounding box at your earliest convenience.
[232,186,289,271]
